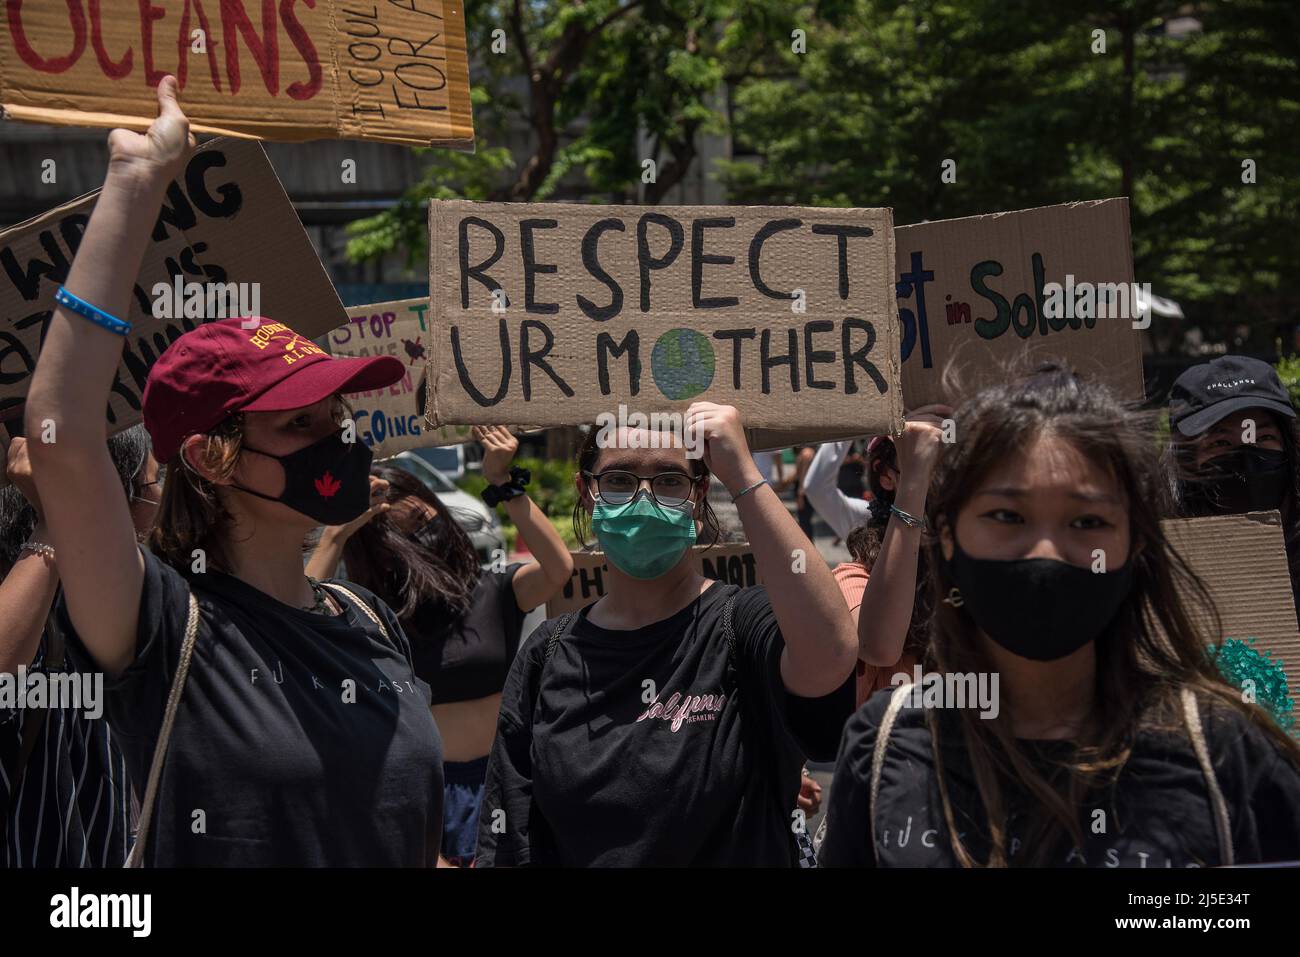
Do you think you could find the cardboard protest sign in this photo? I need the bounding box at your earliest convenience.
[741,200,1144,451]
[332,297,479,456]
[0,137,346,434]
[896,198,1144,409]
[426,201,904,438]
[546,542,762,617]
[1164,511,1300,700]
[0,0,474,149]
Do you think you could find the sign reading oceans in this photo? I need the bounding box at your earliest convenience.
[0,137,346,431]
[0,0,474,149]
[426,202,904,435]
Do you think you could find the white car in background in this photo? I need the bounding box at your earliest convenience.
[387,451,506,566]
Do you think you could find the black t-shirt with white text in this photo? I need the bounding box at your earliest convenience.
[59,548,443,867]
[475,582,854,867]
[819,689,1300,867]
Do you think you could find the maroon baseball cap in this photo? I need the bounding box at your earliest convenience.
[142,317,405,462]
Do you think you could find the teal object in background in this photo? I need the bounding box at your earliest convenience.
[1207,638,1296,735]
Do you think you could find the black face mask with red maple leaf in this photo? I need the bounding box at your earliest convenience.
[234,428,374,527]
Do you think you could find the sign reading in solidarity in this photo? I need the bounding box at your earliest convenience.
[894,198,1145,407]
[0,137,346,432]
[331,297,482,457]
[0,0,474,149]
[747,199,1146,451]
[546,542,762,617]
[425,201,904,435]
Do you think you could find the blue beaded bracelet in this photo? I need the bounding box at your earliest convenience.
[54,287,131,337]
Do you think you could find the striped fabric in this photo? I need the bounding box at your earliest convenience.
[1,633,132,868]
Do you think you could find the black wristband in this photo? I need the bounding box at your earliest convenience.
[481,467,531,507]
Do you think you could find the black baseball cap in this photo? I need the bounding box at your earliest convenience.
[1169,355,1296,438]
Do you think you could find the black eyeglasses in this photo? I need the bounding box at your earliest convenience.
[583,469,699,508]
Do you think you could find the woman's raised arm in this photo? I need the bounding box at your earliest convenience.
[24,78,195,677]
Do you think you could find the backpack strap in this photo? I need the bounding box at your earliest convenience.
[1180,687,1235,866]
[320,582,390,643]
[543,613,574,664]
[868,682,914,865]
[126,590,201,868]
[720,593,738,664]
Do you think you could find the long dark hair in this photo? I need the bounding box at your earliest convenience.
[846,434,928,660]
[570,425,723,548]
[923,363,1300,867]
[343,465,481,625]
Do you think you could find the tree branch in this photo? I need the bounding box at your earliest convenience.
[509,0,536,83]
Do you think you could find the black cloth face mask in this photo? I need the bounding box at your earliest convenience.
[233,429,374,526]
[1184,447,1290,516]
[942,534,1135,662]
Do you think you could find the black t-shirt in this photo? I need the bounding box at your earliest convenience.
[59,548,443,867]
[406,564,528,704]
[475,581,855,867]
[819,689,1300,867]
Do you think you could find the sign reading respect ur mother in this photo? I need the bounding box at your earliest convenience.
[0,0,474,149]
[426,201,905,435]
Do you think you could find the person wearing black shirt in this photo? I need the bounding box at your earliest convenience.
[820,366,1300,868]
[1165,355,1300,628]
[475,402,858,867]
[24,79,442,866]
[1,427,154,867]
[312,427,573,866]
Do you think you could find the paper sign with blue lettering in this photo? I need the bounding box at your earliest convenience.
[330,297,478,457]
[895,198,1145,408]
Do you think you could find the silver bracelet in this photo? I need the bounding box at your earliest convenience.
[889,503,927,529]
[20,540,56,559]
[731,478,767,503]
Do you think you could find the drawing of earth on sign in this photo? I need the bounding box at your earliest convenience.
[650,328,715,400]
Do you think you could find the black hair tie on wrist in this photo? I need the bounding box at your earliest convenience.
[481,466,532,507]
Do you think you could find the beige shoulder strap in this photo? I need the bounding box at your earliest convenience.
[868,683,914,865]
[1180,687,1234,867]
[320,582,390,641]
[126,591,201,868]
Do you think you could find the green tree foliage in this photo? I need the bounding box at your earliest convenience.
[347,0,1300,348]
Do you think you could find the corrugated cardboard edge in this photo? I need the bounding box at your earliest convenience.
[431,202,447,429]
[0,102,476,150]
[880,207,905,433]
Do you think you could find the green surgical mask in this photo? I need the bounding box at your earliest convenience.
[591,493,698,580]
